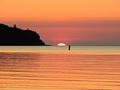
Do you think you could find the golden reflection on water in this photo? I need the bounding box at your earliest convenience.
[0,52,120,90]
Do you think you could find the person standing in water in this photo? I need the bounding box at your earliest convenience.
[68,45,71,51]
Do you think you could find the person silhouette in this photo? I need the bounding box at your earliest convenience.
[68,45,71,51]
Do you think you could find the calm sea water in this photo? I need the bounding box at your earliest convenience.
[0,46,120,90]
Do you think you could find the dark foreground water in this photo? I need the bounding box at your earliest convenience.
[0,52,120,90]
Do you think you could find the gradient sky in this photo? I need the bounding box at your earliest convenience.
[0,0,120,45]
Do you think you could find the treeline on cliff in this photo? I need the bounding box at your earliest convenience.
[0,24,45,46]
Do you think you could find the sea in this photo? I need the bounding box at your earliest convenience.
[0,46,120,90]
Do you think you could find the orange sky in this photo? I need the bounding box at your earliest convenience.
[0,0,120,45]
[0,0,120,21]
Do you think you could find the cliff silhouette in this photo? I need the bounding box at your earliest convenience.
[0,23,45,46]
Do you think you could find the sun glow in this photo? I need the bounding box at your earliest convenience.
[57,43,66,46]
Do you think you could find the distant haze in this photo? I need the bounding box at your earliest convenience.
[2,20,120,45]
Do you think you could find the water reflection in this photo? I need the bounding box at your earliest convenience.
[0,52,120,90]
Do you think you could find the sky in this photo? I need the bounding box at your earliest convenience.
[0,0,120,45]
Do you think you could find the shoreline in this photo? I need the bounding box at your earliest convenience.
[0,46,120,55]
